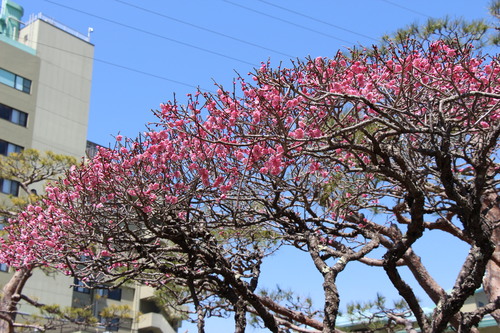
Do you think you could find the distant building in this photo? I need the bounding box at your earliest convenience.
[336,289,498,333]
[0,1,179,331]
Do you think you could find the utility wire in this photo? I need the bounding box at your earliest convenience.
[94,57,214,92]
[43,0,258,67]
[112,0,295,58]
[223,0,355,45]
[256,0,379,42]
[26,38,215,92]
[377,0,431,18]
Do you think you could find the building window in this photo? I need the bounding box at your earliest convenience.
[0,139,23,156]
[0,68,31,93]
[0,178,19,196]
[0,103,28,127]
[73,278,90,294]
[97,287,122,301]
[0,141,23,196]
[0,263,8,272]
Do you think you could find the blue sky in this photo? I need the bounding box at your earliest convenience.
[13,1,498,332]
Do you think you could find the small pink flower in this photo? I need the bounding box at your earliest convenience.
[45,240,55,248]
[479,121,490,129]
[291,128,304,139]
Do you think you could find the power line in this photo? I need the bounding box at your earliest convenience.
[256,0,379,42]
[93,58,214,92]
[112,0,295,59]
[376,0,431,18]
[43,0,258,67]
[25,37,215,92]
[223,0,355,45]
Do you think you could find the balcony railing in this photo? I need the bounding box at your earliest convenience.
[25,12,91,42]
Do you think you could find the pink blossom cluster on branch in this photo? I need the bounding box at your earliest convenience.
[1,40,499,332]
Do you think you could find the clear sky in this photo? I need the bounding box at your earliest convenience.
[13,1,498,332]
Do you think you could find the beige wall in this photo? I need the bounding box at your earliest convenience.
[0,40,39,151]
[19,270,75,312]
[19,19,94,159]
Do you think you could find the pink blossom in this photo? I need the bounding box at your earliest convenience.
[479,121,490,129]
[45,240,55,248]
[290,128,305,139]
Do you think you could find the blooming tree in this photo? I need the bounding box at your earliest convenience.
[0,149,78,332]
[0,150,133,333]
[1,40,499,333]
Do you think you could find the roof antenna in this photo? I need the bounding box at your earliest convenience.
[87,27,93,40]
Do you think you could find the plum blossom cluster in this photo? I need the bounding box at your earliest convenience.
[1,40,499,333]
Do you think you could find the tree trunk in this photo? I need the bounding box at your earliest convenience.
[234,299,247,333]
[322,270,341,333]
[482,192,500,326]
[0,266,33,333]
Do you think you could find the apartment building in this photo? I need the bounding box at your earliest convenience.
[0,1,179,332]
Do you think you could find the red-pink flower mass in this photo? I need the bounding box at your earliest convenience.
[1,41,499,332]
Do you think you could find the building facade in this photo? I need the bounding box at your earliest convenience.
[0,1,179,332]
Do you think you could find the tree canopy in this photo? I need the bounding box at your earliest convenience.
[0,150,133,333]
[0,149,76,218]
[380,0,500,49]
[0,40,499,333]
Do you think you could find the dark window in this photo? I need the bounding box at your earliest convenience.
[0,178,19,196]
[0,139,23,156]
[0,104,10,120]
[108,288,122,300]
[0,103,28,127]
[97,287,122,301]
[73,278,90,294]
[22,78,31,93]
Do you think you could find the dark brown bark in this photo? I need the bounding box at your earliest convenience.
[234,299,247,333]
[431,243,494,332]
[187,278,205,333]
[307,232,341,333]
[0,267,33,333]
[383,193,430,332]
[384,261,429,332]
[257,296,325,331]
[403,249,480,333]
[386,312,418,333]
[322,270,341,333]
[226,273,280,333]
[482,192,500,326]
[458,296,500,332]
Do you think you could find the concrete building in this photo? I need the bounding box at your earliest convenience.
[0,1,179,332]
